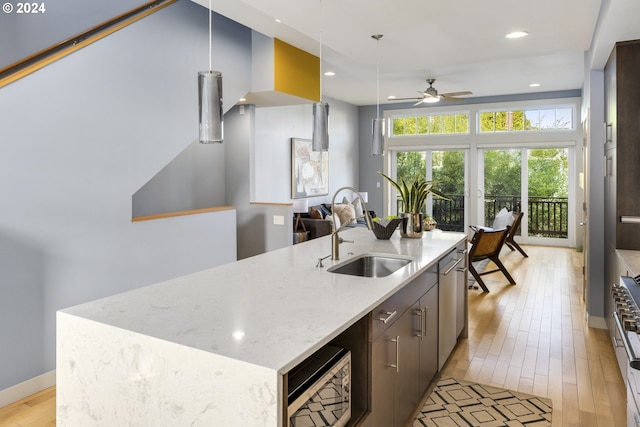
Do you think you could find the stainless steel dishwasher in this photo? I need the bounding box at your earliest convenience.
[438,247,466,370]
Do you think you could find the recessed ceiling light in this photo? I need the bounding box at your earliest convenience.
[324,71,335,76]
[275,18,281,23]
[387,95,397,100]
[505,31,528,39]
[239,97,247,102]
[529,83,540,88]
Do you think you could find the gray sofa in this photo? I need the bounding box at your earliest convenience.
[295,204,376,240]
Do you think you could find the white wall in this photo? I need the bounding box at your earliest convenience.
[0,1,244,393]
[253,97,360,205]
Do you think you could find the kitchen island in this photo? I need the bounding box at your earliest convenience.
[57,227,467,426]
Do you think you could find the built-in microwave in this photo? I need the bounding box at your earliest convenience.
[287,345,351,427]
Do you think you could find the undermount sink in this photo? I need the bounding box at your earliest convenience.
[328,254,413,278]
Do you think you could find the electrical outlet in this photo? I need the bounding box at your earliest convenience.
[377,181,381,188]
[273,215,284,225]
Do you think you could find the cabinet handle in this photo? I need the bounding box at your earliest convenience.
[443,257,464,276]
[621,216,640,224]
[423,306,428,338]
[457,249,468,256]
[415,309,423,338]
[389,336,399,372]
[457,267,467,274]
[378,310,397,324]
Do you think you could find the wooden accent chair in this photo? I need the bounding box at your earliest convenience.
[504,211,528,257]
[468,226,516,292]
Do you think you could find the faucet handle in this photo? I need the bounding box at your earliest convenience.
[339,238,354,244]
[316,254,331,268]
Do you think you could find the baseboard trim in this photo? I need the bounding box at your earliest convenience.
[0,370,55,407]
[587,314,608,329]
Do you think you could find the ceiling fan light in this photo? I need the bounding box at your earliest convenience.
[423,96,440,104]
[505,31,528,39]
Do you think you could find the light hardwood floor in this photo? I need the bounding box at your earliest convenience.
[441,245,626,427]
[0,245,626,426]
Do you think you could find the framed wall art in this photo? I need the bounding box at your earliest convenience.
[291,138,329,198]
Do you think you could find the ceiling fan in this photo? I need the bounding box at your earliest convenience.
[389,78,472,105]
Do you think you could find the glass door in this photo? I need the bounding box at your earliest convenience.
[481,148,522,226]
[479,147,572,246]
[395,150,467,232]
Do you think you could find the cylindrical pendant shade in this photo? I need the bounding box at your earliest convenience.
[198,70,223,144]
[312,102,329,152]
[372,117,385,155]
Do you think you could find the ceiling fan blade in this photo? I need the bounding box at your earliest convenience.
[440,96,464,101]
[413,100,425,106]
[388,97,423,102]
[440,91,473,97]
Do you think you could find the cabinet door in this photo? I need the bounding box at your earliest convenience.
[394,303,421,427]
[439,256,458,370]
[418,284,438,393]
[370,331,395,427]
[371,304,421,427]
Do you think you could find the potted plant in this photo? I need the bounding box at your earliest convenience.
[378,172,449,237]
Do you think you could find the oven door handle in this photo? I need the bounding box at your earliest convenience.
[613,312,640,370]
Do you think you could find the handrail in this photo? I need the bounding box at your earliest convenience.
[132,206,235,222]
[0,0,177,88]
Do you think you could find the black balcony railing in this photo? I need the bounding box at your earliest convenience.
[397,194,568,237]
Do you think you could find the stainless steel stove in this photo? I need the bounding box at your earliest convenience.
[612,275,640,426]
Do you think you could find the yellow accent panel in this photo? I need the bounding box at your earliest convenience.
[274,39,319,102]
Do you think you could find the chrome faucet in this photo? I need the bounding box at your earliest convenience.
[330,187,374,260]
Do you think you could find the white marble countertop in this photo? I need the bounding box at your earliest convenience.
[61,228,466,374]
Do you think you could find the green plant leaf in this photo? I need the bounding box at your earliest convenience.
[378,171,451,214]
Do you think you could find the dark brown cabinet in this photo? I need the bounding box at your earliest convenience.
[604,40,640,251]
[368,266,438,427]
[370,303,421,427]
[604,40,640,331]
[417,284,439,393]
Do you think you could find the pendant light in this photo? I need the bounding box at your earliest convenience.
[198,0,223,144]
[371,34,384,156]
[312,0,329,152]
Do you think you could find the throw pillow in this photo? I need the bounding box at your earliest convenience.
[319,204,332,218]
[333,203,356,227]
[326,214,341,230]
[310,207,322,219]
[351,197,364,218]
[492,207,514,229]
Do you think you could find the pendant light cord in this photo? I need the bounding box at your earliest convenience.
[208,0,212,71]
[376,38,380,118]
[319,0,323,102]
[372,34,383,118]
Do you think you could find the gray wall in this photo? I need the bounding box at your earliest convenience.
[0,0,150,69]
[0,0,244,392]
[132,140,226,217]
[358,105,385,217]
[582,68,607,323]
[131,5,252,218]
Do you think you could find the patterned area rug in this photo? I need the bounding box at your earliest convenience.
[413,377,552,427]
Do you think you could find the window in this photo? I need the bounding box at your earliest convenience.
[479,107,573,132]
[392,113,469,136]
